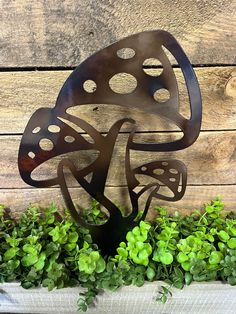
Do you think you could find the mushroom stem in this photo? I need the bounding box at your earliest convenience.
[57,159,87,227]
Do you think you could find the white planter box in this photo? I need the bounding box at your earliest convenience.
[0,282,235,314]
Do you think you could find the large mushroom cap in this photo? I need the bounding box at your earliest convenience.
[55,29,202,151]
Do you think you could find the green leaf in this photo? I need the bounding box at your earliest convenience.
[34,252,46,271]
[21,281,35,289]
[132,274,145,287]
[95,257,106,273]
[132,226,140,236]
[218,230,230,242]
[140,221,151,231]
[64,242,77,251]
[34,259,45,272]
[185,272,193,285]
[45,242,59,256]
[117,247,128,258]
[118,260,130,271]
[7,259,20,270]
[21,254,38,267]
[160,294,167,303]
[218,242,226,252]
[23,244,38,255]
[126,232,136,243]
[209,251,223,265]
[146,267,155,281]
[152,249,160,262]
[177,252,189,263]
[174,267,184,280]
[49,226,60,242]
[205,205,214,213]
[3,247,19,261]
[68,232,79,243]
[90,251,100,261]
[181,261,191,271]
[77,298,88,312]
[227,238,236,249]
[160,252,173,265]
[173,279,184,289]
[6,237,21,247]
[228,276,236,286]
[42,278,55,291]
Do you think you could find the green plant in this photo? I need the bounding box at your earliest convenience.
[114,221,152,266]
[0,197,235,312]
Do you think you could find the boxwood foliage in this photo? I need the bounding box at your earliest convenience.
[0,197,236,312]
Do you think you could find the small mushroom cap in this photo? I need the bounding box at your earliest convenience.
[18,108,95,187]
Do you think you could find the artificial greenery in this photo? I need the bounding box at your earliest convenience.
[0,197,236,311]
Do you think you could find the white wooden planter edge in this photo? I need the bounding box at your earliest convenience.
[0,281,235,314]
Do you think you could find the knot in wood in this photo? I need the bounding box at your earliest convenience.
[225,75,236,99]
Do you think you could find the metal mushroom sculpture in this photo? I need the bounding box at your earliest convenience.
[18,30,202,255]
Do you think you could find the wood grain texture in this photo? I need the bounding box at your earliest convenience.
[0,1,235,67]
[0,67,235,134]
[1,185,235,219]
[1,131,235,188]
[1,282,236,314]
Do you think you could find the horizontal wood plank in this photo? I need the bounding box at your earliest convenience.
[0,1,235,67]
[1,131,235,188]
[1,282,236,314]
[0,67,235,134]
[1,185,235,219]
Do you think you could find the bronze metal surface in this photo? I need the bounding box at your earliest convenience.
[18,30,202,255]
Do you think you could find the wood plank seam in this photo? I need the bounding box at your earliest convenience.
[0,67,235,133]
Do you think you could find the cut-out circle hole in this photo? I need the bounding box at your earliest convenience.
[65,135,75,143]
[32,127,40,134]
[39,138,54,151]
[83,80,97,93]
[141,166,147,172]
[154,88,170,103]
[169,168,178,174]
[178,185,182,192]
[117,48,135,59]
[143,58,163,76]
[153,169,165,175]
[48,125,60,133]
[169,178,176,182]
[162,161,168,166]
[28,152,35,159]
[109,73,137,94]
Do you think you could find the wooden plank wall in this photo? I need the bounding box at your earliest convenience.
[0,0,235,216]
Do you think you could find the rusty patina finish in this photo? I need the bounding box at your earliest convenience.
[18,30,202,255]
